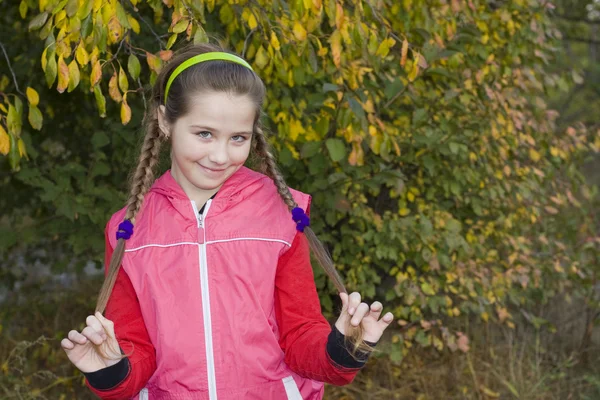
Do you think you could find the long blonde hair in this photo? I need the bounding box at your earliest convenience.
[96,43,371,357]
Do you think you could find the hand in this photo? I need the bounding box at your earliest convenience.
[334,292,394,343]
[60,312,122,373]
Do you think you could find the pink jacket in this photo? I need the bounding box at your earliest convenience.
[96,167,356,399]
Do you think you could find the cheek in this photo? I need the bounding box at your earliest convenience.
[230,143,251,164]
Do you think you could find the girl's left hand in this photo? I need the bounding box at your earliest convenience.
[334,292,394,343]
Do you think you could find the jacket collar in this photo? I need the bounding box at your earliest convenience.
[149,166,267,220]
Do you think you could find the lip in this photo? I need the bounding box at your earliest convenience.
[200,164,226,173]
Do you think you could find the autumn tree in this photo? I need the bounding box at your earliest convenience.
[1,0,598,362]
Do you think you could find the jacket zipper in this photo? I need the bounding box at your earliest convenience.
[192,199,217,400]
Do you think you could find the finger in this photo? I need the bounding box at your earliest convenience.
[378,312,394,329]
[347,292,362,316]
[96,312,116,339]
[61,338,75,350]
[86,315,107,341]
[368,301,384,321]
[68,329,87,345]
[339,292,349,311]
[81,326,105,346]
[351,302,370,326]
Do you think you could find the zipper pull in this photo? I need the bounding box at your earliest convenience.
[198,213,203,228]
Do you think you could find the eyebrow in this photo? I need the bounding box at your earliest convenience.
[189,125,253,136]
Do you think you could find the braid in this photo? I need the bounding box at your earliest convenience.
[125,111,164,222]
[253,123,374,358]
[96,107,164,314]
[253,124,296,210]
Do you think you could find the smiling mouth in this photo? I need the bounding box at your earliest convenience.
[200,165,226,172]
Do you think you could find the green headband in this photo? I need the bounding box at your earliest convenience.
[163,52,254,105]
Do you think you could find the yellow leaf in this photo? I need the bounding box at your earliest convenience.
[17,138,27,158]
[76,42,89,66]
[108,73,122,102]
[118,66,129,92]
[293,22,307,41]
[329,29,342,67]
[289,119,305,141]
[91,60,102,86]
[335,3,344,30]
[0,125,10,155]
[247,13,257,30]
[399,208,410,216]
[67,60,80,92]
[120,99,131,124]
[408,59,419,82]
[172,19,189,34]
[41,47,48,71]
[254,46,268,69]
[529,148,541,162]
[376,38,395,57]
[400,38,409,67]
[146,52,162,72]
[270,31,280,51]
[26,87,39,106]
[128,15,140,34]
[56,56,69,93]
[107,16,122,43]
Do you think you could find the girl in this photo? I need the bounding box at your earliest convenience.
[60,44,394,400]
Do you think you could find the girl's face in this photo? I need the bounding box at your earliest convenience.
[159,91,255,204]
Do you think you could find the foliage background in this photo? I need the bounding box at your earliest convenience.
[0,0,598,398]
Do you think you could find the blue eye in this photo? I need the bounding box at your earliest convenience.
[232,135,247,142]
[196,131,212,138]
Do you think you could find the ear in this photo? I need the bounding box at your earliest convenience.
[157,105,170,139]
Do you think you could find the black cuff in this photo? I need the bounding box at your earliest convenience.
[84,356,131,390]
[326,325,377,369]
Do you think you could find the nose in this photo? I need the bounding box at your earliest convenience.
[207,141,229,166]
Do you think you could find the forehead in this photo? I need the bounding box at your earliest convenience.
[178,91,256,131]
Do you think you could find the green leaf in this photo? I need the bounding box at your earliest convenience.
[325,138,346,162]
[19,0,28,19]
[348,97,365,120]
[115,2,131,28]
[28,12,48,30]
[93,85,106,117]
[28,106,43,130]
[302,141,321,158]
[91,131,110,148]
[193,25,208,44]
[45,52,57,88]
[7,104,22,137]
[166,34,178,50]
[127,54,141,80]
[118,66,129,93]
[322,83,339,93]
[66,0,78,17]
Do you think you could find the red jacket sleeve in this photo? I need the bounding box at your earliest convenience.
[85,224,157,399]
[274,231,361,385]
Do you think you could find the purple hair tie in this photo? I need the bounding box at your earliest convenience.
[292,207,310,232]
[116,220,134,241]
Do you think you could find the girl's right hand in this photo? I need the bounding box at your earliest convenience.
[60,312,122,373]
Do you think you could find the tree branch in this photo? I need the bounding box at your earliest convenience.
[555,14,600,25]
[0,41,25,96]
[124,0,165,49]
